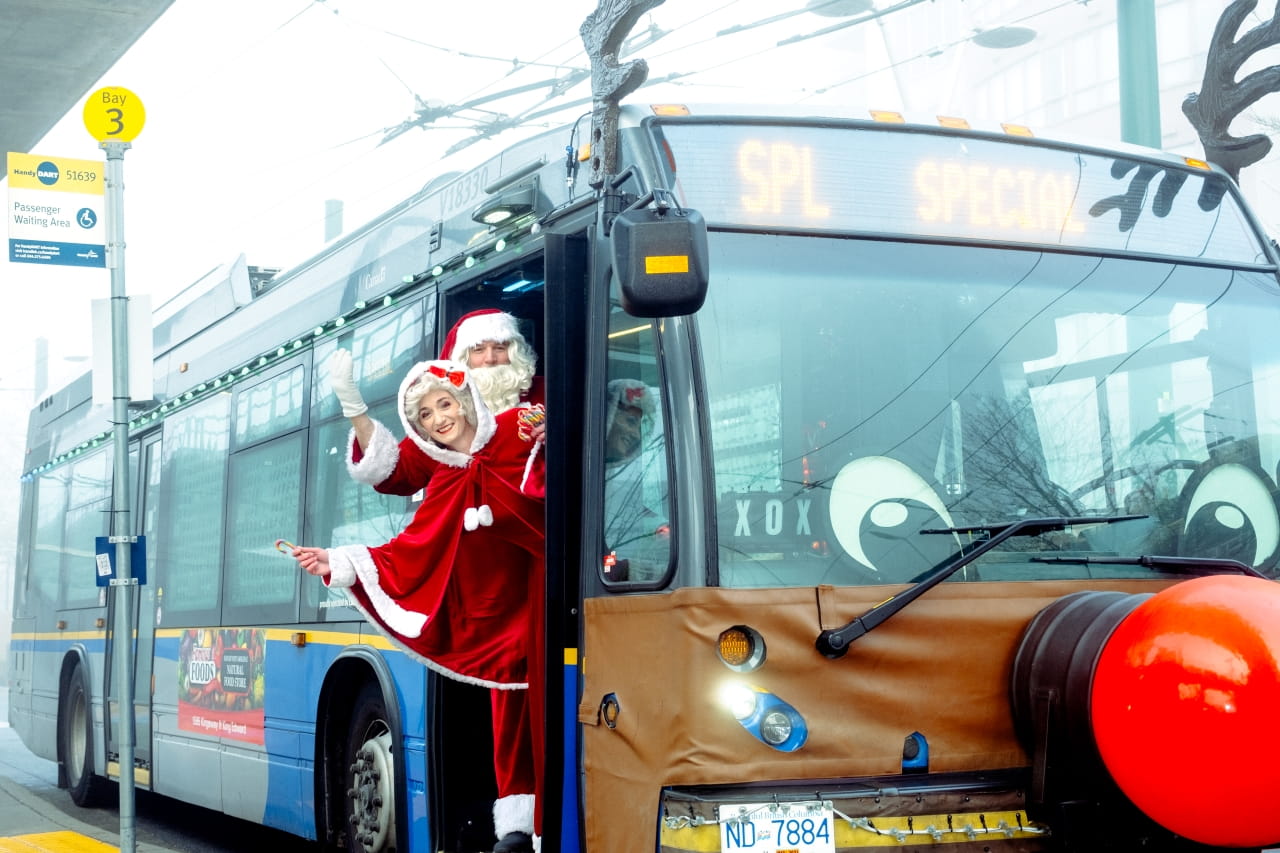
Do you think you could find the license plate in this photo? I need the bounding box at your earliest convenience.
[719,801,835,853]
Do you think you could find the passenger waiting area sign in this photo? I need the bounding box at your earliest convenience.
[6,151,106,268]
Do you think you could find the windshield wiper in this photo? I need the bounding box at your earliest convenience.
[814,514,1147,659]
[1031,553,1267,578]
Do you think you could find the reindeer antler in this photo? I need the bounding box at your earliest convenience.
[580,0,665,188]
[1183,0,1280,181]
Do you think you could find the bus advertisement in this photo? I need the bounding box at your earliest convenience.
[10,3,1280,852]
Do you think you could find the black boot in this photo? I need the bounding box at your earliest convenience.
[494,831,533,853]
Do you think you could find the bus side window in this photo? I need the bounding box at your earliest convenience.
[61,450,113,609]
[27,453,107,614]
[601,303,671,585]
[223,362,309,625]
[139,438,163,592]
[303,302,426,619]
[13,479,37,618]
[156,393,232,626]
[31,473,69,612]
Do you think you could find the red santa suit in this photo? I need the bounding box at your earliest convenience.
[348,309,545,496]
[324,360,546,841]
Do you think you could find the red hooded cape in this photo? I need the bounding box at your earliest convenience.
[325,361,546,688]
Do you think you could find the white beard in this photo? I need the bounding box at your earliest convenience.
[472,363,531,413]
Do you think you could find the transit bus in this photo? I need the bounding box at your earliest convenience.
[11,20,1280,853]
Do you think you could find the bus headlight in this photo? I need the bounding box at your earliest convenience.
[759,710,793,745]
[718,682,808,752]
[719,683,759,720]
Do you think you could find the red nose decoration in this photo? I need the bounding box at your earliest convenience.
[1091,575,1280,847]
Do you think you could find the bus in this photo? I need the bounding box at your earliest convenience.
[11,21,1280,853]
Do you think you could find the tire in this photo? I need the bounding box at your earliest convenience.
[61,660,112,807]
[343,681,397,853]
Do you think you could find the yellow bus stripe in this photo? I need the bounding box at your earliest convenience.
[9,632,104,642]
[152,627,399,650]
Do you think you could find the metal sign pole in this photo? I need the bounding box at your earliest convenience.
[102,137,137,853]
[85,84,145,853]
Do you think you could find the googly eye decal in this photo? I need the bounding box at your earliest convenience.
[1180,462,1280,571]
[830,456,959,580]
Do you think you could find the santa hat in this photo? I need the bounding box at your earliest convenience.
[605,378,655,434]
[442,309,524,362]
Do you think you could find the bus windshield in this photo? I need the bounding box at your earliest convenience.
[701,233,1280,587]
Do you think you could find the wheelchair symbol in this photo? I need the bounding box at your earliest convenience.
[77,208,97,229]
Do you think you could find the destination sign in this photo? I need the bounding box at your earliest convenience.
[657,122,1264,265]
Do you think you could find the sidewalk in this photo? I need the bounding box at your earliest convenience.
[0,775,173,853]
[0,679,172,853]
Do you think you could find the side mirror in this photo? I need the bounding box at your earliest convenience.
[611,205,709,317]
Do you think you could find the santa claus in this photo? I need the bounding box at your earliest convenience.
[293,360,545,853]
[331,308,545,495]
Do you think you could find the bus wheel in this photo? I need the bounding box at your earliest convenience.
[344,682,396,853]
[61,660,111,807]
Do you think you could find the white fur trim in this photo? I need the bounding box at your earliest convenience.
[328,546,529,691]
[533,835,541,853]
[333,545,428,638]
[451,312,521,361]
[347,421,400,486]
[324,548,358,588]
[339,593,526,690]
[397,361,497,466]
[493,793,535,838]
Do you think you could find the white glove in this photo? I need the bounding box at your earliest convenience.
[329,349,368,418]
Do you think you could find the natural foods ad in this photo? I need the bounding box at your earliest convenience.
[177,628,266,744]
